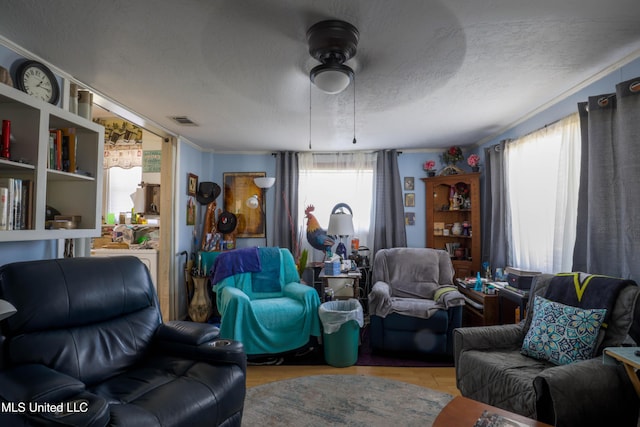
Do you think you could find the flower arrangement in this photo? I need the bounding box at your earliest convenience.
[467,154,480,168]
[423,160,436,171]
[442,146,463,165]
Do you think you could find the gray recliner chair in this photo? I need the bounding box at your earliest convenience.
[454,273,639,427]
[368,248,464,356]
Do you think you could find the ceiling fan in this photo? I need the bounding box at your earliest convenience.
[306,19,360,95]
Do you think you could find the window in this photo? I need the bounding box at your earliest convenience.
[505,113,581,273]
[103,166,142,221]
[298,152,376,261]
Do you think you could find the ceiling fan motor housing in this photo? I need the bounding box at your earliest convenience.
[307,20,359,65]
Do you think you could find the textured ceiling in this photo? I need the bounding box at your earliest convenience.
[1,0,640,152]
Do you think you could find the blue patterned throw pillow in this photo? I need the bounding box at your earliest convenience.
[521,296,606,365]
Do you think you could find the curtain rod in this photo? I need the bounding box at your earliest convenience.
[492,113,576,149]
[271,150,402,156]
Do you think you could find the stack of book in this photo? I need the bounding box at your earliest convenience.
[0,178,33,230]
[48,128,77,173]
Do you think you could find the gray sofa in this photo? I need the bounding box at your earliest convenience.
[454,273,639,427]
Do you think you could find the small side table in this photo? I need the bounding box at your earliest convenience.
[603,346,640,398]
[318,270,361,301]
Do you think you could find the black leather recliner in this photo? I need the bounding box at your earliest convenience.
[0,256,246,426]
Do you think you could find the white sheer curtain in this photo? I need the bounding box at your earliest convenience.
[505,113,581,273]
[298,152,376,262]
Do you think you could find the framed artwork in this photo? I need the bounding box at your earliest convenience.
[186,197,196,225]
[187,173,198,196]
[404,192,415,207]
[223,172,266,238]
[405,212,415,226]
[404,176,414,191]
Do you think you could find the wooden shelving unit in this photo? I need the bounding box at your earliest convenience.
[422,172,481,279]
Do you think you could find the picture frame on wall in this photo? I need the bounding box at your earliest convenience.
[223,172,266,238]
[187,173,198,196]
[404,192,415,207]
[405,212,415,226]
[186,197,196,225]
[404,176,414,191]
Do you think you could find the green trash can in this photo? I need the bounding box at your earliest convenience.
[318,299,364,367]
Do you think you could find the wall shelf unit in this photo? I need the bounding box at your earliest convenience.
[0,82,104,241]
[422,172,481,279]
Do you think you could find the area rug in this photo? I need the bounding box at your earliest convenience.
[241,374,453,426]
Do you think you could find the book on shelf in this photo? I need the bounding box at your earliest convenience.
[48,129,64,171]
[55,129,63,171]
[21,180,33,230]
[48,131,55,169]
[62,128,77,173]
[12,178,21,230]
[0,186,8,230]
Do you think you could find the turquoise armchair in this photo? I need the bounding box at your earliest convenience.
[213,247,321,356]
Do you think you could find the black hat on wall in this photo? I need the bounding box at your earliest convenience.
[196,182,221,205]
[217,211,237,234]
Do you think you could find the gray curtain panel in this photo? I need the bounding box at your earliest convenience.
[573,76,640,280]
[481,140,510,271]
[272,152,299,251]
[373,150,407,256]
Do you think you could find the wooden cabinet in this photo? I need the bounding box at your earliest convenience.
[0,82,104,241]
[422,172,481,279]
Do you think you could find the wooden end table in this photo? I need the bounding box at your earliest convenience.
[434,396,553,427]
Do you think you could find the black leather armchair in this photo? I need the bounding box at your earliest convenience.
[0,256,246,426]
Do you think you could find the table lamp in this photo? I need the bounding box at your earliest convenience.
[0,299,17,321]
[328,203,354,260]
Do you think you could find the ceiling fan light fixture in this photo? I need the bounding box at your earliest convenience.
[307,19,359,94]
[310,63,354,94]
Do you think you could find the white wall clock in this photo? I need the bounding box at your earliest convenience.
[15,60,60,104]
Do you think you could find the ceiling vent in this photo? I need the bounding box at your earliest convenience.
[170,116,198,126]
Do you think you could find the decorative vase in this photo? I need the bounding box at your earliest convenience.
[471,166,480,172]
[452,222,463,236]
[426,170,436,177]
[188,276,212,322]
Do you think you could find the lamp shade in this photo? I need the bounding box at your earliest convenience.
[328,213,354,237]
[246,194,260,209]
[310,63,354,94]
[0,299,17,321]
[254,177,276,189]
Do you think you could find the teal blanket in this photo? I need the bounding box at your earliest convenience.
[216,247,321,355]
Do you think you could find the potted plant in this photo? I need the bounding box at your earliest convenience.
[467,154,480,172]
[423,160,436,177]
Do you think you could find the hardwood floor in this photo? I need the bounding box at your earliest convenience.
[246,365,461,396]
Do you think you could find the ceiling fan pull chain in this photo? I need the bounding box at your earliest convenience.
[309,80,312,150]
[353,75,357,145]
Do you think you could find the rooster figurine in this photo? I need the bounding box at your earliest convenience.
[304,205,335,254]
